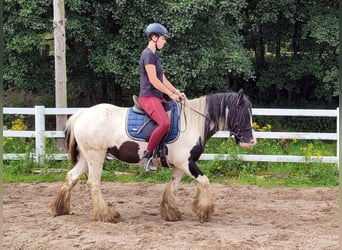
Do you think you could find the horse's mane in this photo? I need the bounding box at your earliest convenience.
[181,96,207,139]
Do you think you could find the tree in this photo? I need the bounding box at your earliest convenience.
[4,0,338,109]
[162,0,254,95]
[60,0,254,104]
[4,0,54,105]
[242,0,338,107]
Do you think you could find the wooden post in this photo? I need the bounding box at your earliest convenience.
[53,0,67,151]
[35,106,45,165]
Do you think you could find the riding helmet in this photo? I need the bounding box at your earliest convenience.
[145,23,170,37]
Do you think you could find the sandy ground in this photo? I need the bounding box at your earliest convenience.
[3,181,339,250]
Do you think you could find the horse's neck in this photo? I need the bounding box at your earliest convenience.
[184,97,213,143]
[186,96,206,114]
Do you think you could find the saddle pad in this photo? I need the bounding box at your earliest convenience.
[126,101,180,143]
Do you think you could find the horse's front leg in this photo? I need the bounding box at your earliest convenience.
[190,160,214,222]
[86,150,121,223]
[160,168,184,221]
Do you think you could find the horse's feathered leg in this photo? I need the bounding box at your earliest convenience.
[51,153,88,216]
[160,168,184,221]
[85,149,121,223]
[192,175,214,222]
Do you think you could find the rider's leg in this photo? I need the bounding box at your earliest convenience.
[138,96,170,171]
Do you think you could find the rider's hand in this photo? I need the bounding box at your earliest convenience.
[178,92,186,100]
[173,89,186,101]
[170,93,180,102]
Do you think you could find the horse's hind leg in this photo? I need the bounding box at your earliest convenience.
[86,150,121,223]
[51,153,88,216]
[160,168,184,221]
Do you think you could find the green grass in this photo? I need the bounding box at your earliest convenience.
[3,157,339,187]
[201,138,338,187]
[3,135,339,187]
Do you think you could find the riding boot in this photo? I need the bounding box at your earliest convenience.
[141,151,158,172]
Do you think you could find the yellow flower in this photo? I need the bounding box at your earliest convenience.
[315,151,322,157]
[11,115,27,131]
[300,147,307,153]
[252,122,259,129]
[292,138,297,143]
[308,143,314,149]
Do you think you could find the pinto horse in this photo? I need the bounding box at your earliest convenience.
[51,89,256,223]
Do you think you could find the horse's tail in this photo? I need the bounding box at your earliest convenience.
[64,109,85,166]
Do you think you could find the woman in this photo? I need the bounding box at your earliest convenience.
[138,23,185,171]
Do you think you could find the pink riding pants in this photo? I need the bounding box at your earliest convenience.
[138,96,171,152]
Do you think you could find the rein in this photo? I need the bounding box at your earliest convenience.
[178,99,213,132]
[179,99,211,121]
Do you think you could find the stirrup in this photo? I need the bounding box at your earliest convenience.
[142,157,158,172]
[106,152,117,160]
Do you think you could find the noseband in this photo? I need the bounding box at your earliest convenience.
[230,126,253,143]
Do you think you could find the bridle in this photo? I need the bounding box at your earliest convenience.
[230,126,253,144]
[228,107,253,143]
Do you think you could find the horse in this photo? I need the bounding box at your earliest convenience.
[51,89,257,223]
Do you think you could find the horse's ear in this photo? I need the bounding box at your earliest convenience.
[237,89,244,105]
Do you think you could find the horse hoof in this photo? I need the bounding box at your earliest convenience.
[107,212,122,223]
[161,207,182,221]
[51,205,70,217]
[51,189,71,216]
[196,210,212,222]
[94,207,122,223]
[192,202,214,222]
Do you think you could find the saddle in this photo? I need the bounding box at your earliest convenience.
[126,96,180,167]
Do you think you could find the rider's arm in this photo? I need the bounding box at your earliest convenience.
[145,64,180,101]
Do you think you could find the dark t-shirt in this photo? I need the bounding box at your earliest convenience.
[139,48,164,98]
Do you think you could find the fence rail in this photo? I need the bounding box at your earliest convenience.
[3,106,339,165]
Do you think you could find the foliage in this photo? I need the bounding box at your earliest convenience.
[60,0,255,105]
[5,0,338,109]
[3,115,34,153]
[4,0,54,97]
[161,0,255,96]
[201,121,338,186]
[242,0,338,107]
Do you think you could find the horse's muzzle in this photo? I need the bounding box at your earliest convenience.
[239,138,257,148]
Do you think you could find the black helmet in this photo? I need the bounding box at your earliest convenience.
[145,23,169,37]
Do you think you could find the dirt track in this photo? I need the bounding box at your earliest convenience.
[3,182,339,249]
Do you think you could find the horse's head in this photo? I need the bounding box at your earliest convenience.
[227,89,257,148]
[204,90,257,147]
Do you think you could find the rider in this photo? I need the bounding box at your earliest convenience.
[138,23,185,171]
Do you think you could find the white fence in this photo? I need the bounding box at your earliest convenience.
[3,106,339,165]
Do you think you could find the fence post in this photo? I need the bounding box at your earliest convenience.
[337,107,340,168]
[35,106,45,165]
